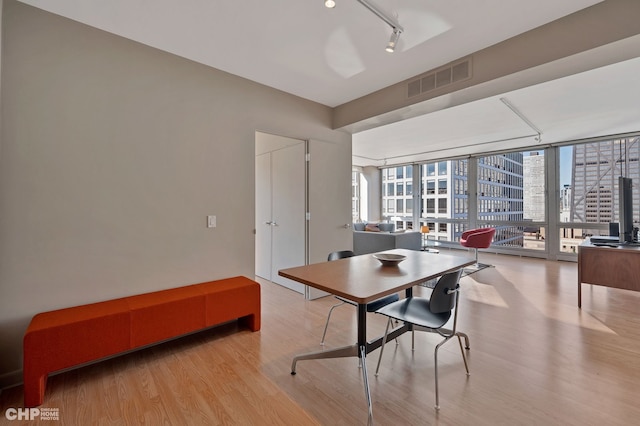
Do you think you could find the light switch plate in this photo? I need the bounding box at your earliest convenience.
[207,215,216,228]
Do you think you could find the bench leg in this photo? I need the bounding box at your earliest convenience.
[23,370,47,407]
[240,313,260,332]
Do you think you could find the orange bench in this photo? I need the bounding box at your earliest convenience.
[23,276,260,407]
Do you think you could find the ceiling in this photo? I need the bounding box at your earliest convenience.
[17,0,640,166]
[353,50,640,166]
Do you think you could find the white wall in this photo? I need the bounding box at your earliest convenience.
[0,1,350,387]
[362,166,381,221]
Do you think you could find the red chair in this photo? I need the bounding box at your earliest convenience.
[460,227,496,270]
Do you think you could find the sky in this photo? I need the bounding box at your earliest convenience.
[559,146,573,187]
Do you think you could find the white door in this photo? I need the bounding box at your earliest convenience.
[307,138,353,299]
[255,133,306,293]
[271,143,306,293]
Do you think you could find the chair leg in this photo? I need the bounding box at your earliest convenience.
[433,331,471,410]
[457,334,470,376]
[433,335,453,410]
[374,317,393,376]
[456,331,471,349]
[464,248,494,272]
[320,300,345,345]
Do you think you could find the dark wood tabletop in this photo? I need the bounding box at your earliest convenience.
[279,248,475,304]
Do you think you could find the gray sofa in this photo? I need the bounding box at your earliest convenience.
[352,223,421,255]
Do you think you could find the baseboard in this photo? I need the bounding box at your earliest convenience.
[0,369,23,392]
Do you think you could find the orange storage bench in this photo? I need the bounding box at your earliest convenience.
[23,276,260,407]
[127,285,207,348]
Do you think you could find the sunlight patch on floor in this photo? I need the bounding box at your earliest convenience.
[513,283,617,334]
[464,281,509,308]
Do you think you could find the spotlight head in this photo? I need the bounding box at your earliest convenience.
[386,28,401,53]
[325,0,336,8]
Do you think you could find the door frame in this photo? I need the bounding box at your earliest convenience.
[255,131,309,294]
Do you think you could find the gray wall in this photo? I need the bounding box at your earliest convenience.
[0,1,350,386]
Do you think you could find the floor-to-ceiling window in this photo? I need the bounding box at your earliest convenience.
[475,150,547,252]
[558,137,640,254]
[375,135,639,261]
[352,168,361,223]
[416,159,468,243]
[381,165,414,230]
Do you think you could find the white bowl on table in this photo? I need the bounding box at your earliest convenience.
[372,253,406,266]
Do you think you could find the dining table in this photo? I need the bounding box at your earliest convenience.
[278,248,475,423]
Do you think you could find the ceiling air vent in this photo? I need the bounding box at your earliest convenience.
[407,58,471,98]
[421,74,436,92]
[452,60,470,81]
[407,80,421,97]
[436,68,452,88]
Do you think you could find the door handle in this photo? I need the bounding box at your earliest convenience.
[271,222,279,227]
[264,221,273,225]
[343,224,351,229]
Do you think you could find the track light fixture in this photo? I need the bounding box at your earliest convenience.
[385,28,401,53]
[326,0,403,52]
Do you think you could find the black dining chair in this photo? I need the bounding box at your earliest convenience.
[374,269,470,410]
[320,250,400,345]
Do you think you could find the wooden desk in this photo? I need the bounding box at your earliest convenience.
[278,249,474,421]
[578,239,640,307]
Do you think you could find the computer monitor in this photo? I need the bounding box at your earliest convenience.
[609,222,619,237]
[618,176,634,243]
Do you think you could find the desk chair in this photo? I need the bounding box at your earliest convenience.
[374,269,470,410]
[460,227,495,271]
[320,250,400,345]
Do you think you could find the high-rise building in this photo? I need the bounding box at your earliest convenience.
[559,184,572,223]
[570,138,640,231]
[523,152,545,222]
[476,153,524,246]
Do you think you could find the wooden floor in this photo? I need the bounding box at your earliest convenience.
[2,253,640,425]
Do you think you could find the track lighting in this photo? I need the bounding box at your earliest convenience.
[385,28,401,53]
[326,0,404,53]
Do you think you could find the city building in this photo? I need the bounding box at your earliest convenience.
[570,138,640,232]
[523,152,546,222]
[380,152,525,246]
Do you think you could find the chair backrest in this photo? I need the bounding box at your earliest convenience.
[328,250,355,261]
[429,269,463,314]
[461,227,495,248]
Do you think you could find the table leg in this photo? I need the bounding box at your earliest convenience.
[291,303,403,423]
[357,303,367,347]
[578,283,582,308]
[290,302,369,373]
[360,344,373,425]
[290,344,358,374]
[578,263,582,308]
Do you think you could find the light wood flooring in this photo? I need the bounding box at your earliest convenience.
[2,253,640,425]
